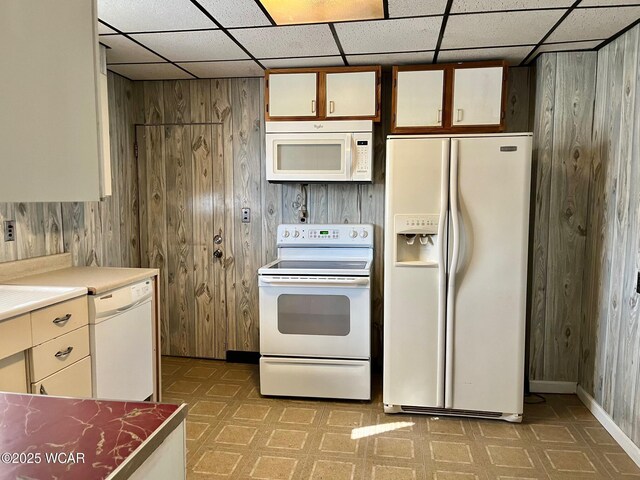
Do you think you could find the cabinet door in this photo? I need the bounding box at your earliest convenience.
[268,73,318,118]
[395,69,445,128]
[32,356,92,398]
[452,67,504,126]
[0,351,28,393]
[326,71,377,118]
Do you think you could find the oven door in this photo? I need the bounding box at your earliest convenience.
[259,276,370,359]
[265,133,352,182]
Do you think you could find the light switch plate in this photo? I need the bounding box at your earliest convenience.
[4,220,16,242]
[241,208,251,223]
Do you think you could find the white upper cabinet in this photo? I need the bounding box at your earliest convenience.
[0,0,108,202]
[325,71,377,118]
[452,67,504,126]
[395,70,445,128]
[268,73,318,118]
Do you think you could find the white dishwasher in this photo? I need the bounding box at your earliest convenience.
[89,279,153,401]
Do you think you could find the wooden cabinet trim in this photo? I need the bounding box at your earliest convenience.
[391,61,508,134]
[265,66,381,122]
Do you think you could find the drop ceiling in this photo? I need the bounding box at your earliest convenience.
[99,0,640,80]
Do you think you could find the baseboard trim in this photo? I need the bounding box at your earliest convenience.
[529,380,577,394]
[577,386,640,469]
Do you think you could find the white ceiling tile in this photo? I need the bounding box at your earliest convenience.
[100,34,164,64]
[177,60,263,78]
[388,0,448,17]
[232,25,340,58]
[261,57,345,68]
[438,46,533,65]
[131,30,248,61]
[97,0,215,32]
[198,0,271,27]
[536,40,602,54]
[347,51,435,65]
[547,6,640,43]
[580,0,640,5]
[334,17,443,54]
[108,63,194,80]
[98,23,116,34]
[451,0,573,13]
[441,10,563,49]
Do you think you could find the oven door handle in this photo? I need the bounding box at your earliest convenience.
[260,277,370,287]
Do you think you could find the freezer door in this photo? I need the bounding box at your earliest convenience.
[383,137,449,409]
[446,135,531,414]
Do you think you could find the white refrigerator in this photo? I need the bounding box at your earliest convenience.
[383,134,532,423]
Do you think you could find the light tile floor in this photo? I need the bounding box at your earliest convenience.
[161,356,640,479]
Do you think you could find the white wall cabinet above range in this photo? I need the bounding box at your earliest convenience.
[0,0,110,202]
[268,72,319,118]
[325,71,377,118]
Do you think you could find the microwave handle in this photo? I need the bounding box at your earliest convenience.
[345,134,353,178]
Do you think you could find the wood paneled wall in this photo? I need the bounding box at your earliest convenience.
[528,52,597,382]
[0,73,141,268]
[579,25,640,446]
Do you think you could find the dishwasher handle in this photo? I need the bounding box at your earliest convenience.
[94,295,152,320]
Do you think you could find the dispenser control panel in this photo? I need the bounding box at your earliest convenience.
[395,214,439,234]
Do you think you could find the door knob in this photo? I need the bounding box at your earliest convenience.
[213,249,223,258]
[214,234,223,245]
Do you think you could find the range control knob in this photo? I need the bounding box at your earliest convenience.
[360,230,369,238]
[350,230,358,239]
[293,230,300,238]
[283,230,290,238]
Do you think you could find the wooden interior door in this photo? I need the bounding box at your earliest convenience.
[137,124,227,359]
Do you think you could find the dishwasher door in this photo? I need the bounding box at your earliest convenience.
[90,281,153,401]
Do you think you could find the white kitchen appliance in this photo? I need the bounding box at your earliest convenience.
[265,121,373,182]
[258,224,373,400]
[89,279,154,401]
[384,134,532,422]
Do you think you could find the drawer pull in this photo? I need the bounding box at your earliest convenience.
[40,385,48,395]
[55,346,74,358]
[52,314,72,325]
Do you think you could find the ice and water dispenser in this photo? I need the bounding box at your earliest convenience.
[394,214,441,266]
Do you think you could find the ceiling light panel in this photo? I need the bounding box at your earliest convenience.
[99,35,164,64]
[97,0,215,32]
[261,57,345,68]
[131,30,248,62]
[388,0,448,17]
[347,51,435,65]
[547,6,640,43]
[334,17,443,54]
[451,0,573,13]
[441,10,564,49]
[258,0,383,25]
[177,60,263,78]
[536,40,602,54]
[108,63,194,80]
[197,0,272,27]
[438,46,533,64]
[232,24,340,58]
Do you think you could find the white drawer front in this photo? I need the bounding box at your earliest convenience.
[30,325,90,381]
[0,313,31,358]
[31,296,88,345]
[32,356,92,398]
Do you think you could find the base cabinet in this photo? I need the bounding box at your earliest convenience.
[32,356,92,398]
[128,421,186,480]
[0,351,28,393]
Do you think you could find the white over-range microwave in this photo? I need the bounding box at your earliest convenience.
[265,120,374,182]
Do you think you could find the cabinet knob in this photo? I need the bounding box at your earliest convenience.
[40,385,48,395]
[311,100,316,113]
[329,101,335,114]
[437,109,442,124]
[456,109,463,123]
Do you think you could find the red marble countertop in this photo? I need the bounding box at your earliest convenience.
[0,392,186,480]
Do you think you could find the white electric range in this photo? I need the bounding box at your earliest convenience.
[258,224,373,400]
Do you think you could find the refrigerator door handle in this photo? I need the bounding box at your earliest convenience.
[436,139,450,408]
[445,139,461,409]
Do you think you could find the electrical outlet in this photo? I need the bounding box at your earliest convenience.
[241,208,251,223]
[4,220,16,242]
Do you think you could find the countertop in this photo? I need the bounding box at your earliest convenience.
[0,285,87,322]
[0,392,186,480]
[5,267,159,295]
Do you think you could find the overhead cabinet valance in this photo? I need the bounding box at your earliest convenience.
[265,66,382,122]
